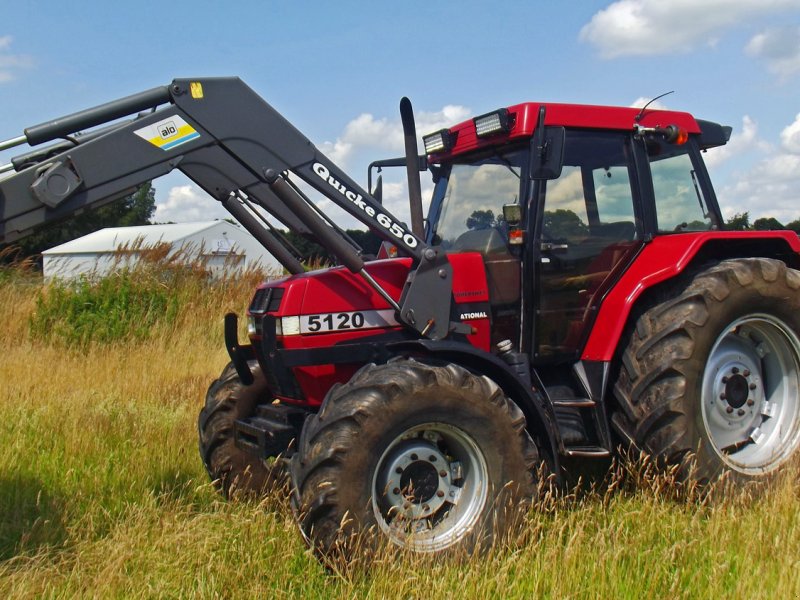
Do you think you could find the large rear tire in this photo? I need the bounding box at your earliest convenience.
[290,358,544,557]
[199,362,283,497]
[613,258,800,482]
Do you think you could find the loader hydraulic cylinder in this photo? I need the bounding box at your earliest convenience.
[23,86,171,146]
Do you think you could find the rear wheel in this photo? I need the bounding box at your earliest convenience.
[613,258,800,482]
[290,358,544,556]
[199,362,284,497]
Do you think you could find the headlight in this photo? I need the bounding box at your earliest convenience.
[280,316,301,336]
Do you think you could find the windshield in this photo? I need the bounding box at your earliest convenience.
[428,148,526,252]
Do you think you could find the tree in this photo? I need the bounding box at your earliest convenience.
[543,209,588,239]
[785,219,800,233]
[466,210,497,231]
[753,217,784,231]
[9,182,156,260]
[726,212,751,231]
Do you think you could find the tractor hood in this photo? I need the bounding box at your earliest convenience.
[248,253,492,349]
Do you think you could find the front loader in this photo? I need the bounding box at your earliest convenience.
[3,77,800,557]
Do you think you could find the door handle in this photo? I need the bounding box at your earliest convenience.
[540,242,569,253]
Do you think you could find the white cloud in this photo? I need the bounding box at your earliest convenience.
[716,113,800,223]
[746,26,800,78]
[154,185,229,223]
[0,35,33,83]
[629,96,669,110]
[780,112,800,152]
[703,115,767,169]
[319,104,471,168]
[580,0,800,59]
[311,103,471,230]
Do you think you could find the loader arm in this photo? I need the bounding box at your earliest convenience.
[0,77,457,340]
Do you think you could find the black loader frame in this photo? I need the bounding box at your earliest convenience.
[0,77,461,342]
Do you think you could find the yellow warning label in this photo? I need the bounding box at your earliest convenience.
[190,82,204,99]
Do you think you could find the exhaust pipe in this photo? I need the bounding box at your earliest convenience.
[400,97,425,239]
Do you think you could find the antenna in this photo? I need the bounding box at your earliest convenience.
[635,90,675,122]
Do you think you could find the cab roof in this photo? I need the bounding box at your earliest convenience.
[426,102,709,160]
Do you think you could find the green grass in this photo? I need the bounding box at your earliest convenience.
[1,263,799,598]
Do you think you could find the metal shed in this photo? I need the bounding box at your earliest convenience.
[42,221,282,280]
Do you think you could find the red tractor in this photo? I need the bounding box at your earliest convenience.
[3,78,800,556]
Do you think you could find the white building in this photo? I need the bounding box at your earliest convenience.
[42,221,283,281]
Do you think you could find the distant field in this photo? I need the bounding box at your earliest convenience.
[1,263,799,599]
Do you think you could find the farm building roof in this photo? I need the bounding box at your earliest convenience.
[42,222,229,255]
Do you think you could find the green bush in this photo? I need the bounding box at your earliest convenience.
[30,270,179,347]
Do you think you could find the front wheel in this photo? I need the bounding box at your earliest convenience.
[199,362,284,497]
[613,258,800,482]
[290,359,546,556]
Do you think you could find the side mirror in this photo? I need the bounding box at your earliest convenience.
[530,126,565,180]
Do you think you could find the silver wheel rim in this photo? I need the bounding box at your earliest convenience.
[372,422,488,552]
[701,313,800,474]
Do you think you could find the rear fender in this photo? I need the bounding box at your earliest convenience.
[583,231,800,361]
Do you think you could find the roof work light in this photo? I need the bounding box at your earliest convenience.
[474,109,512,138]
[423,129,456,154]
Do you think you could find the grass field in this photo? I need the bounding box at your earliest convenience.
[1,261,799,599]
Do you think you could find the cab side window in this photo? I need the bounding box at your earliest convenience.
[647,141,713,232]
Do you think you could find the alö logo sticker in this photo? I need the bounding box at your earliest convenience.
[158,121,178,139]
[134,116,200,150]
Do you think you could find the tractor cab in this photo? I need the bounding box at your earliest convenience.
[421,102,729,361]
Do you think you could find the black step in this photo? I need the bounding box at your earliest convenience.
[233,403,308,459]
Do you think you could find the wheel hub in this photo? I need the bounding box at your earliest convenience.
[399,461,439,503]
[372,422,489,552]
[723,373,750,409]
[379,439,453,520]
[702,314,800,473]
[711,360,761,422]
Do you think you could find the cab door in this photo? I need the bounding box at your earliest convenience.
[532,129,644,362]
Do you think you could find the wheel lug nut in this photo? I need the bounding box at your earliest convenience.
[720,393,727,400]
[737,409,745,416]
[439,470,448,478]
[422,504,430,512]
[437,490,445,498]
[393,487,401,495]
[722,376,729,384]
[747,399,755,407]
[410,453,418,460]
[726,406,734,414]
[743,369,750,377]
[732,367,740,374]
[396,467,403,474]
[429,455,437,462]
[749,383,757,390]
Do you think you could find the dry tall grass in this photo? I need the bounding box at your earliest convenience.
[0,261,798,598]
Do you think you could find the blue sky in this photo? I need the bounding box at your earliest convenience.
[2,0,800,228]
